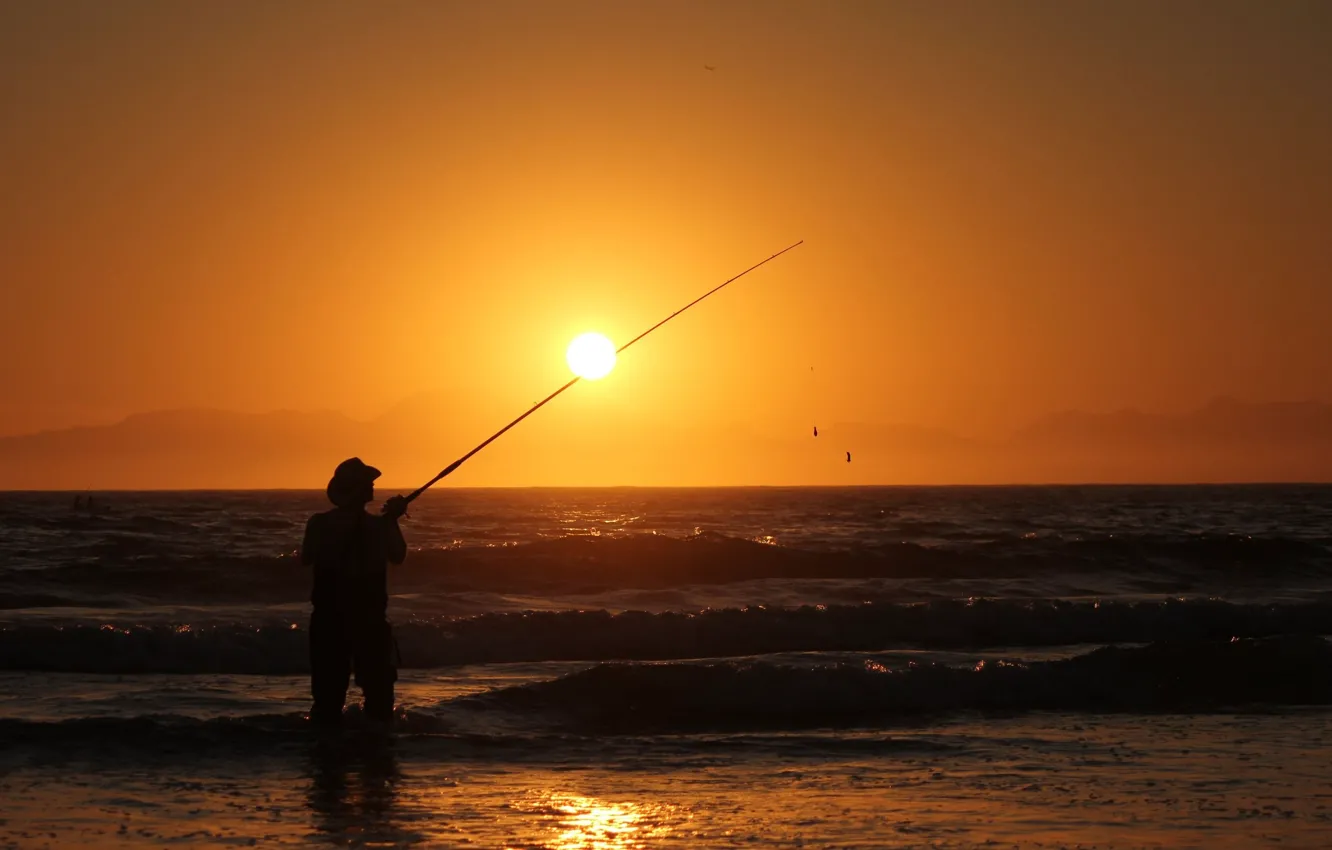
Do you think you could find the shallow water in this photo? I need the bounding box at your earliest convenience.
[1,486,1330,846]
[4,711,1331,848]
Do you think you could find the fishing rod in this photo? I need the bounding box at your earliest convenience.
[400,239,804,504]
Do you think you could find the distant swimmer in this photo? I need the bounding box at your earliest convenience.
[704,64,716,71]
[846,451,851,463]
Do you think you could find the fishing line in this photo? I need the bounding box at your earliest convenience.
[809,365,819,439]
[401,240,805,503]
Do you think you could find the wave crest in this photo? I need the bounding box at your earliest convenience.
[2,638,1326,745]
[463,635,1332,732]
[4,530,1329,608]
[4,598,1332,673]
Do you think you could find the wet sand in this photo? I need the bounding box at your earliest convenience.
[4,710,1330,848]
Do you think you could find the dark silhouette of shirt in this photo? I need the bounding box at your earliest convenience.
[301,507,406,616]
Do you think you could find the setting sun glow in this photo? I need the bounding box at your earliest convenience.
[566,333,617,380]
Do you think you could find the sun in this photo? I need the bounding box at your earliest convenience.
[566,332,617,380]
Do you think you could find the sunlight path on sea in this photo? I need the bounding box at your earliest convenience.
[2,712,1331,848]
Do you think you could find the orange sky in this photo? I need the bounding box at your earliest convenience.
[2,1,1330,484]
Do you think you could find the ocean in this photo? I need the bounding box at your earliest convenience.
[2,485,1331,848]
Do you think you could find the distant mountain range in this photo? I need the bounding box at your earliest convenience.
[1,398,1329,488]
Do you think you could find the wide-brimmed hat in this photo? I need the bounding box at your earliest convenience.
[326,457,381,507]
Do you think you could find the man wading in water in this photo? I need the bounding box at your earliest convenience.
[301,458,408,728]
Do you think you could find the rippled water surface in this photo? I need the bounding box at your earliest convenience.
[2,486,1330,846]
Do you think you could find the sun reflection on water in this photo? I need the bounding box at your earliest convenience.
[513,791,680,849]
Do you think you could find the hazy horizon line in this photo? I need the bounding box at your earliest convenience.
[5,393,1330,442]
[10,480,1332,494]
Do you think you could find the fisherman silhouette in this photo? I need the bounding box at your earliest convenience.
[301,458,408,729]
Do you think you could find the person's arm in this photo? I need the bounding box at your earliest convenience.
[300,515,318,566]
[384,516,407,565]
[380,495,409,565]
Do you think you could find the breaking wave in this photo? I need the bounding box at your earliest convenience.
[1,638,1328,747]
[458,635,1332,732]
[2,530,1329,608]
[4,599,1332,674]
